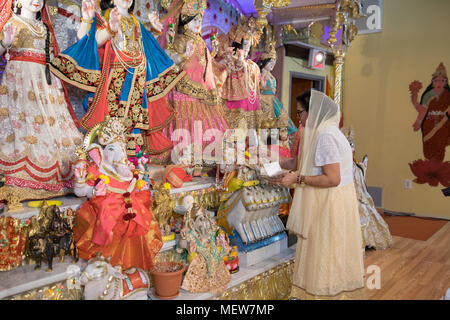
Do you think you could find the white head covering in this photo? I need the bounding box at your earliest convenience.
[297,89,340,176]
[286,90,341,238]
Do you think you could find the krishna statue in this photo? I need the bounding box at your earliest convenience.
[50,0,185,162]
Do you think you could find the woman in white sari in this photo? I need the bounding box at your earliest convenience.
[271,90,365,299]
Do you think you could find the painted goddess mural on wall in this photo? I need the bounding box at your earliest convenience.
[408,62,450,188]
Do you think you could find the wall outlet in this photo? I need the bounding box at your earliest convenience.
[404,179,412,189]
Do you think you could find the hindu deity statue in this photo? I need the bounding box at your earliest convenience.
[179,203,231,294]
[163,0,229,152]
[215,16,263,129]
[71,116,162,271]
[258,36,297,136]
[0,0,83,205]
[50,0,185,162]
[409,62,450,162]
[342,127,393,251]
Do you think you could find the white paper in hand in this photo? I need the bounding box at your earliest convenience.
[263,162,284,177]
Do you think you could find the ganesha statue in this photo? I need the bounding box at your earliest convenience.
[72,116,162,271]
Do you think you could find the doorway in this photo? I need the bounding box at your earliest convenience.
[289,72,325,125]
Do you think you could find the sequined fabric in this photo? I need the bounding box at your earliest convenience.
[353,162,394,250]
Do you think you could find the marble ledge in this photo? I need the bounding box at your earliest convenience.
[0,260,85,300]
[2,177,217,220]
[148,245,296,301]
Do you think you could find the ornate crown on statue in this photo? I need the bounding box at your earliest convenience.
[84,116,126,151]
[228,16,262,47]
[261,39,277,60]
[432,62,447,79]
[181,0,206,20]
[261,29,277,61]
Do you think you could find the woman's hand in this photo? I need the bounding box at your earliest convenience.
[109,7,120,33]
[81,0,96,21]
[279,172,298,187]
[268,172,297,187]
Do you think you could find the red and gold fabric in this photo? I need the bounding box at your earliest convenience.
[164,166,192,188]
[0,216,28,271]
[73,166,162,270]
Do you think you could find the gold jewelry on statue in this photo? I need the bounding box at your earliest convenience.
[13,13,46,38]
[81,17,93,24]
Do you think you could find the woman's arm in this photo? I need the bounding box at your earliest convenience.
[270,162,340,188]
[303,163,340,188]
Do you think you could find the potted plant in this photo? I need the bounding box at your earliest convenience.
[149,261,186,299]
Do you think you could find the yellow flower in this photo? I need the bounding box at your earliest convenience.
[245,151,251,158]
[98,174,110,185]
[163,182,171,190]
[136,179,147,190]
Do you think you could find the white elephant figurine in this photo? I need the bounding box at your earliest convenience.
[80,256,150,300]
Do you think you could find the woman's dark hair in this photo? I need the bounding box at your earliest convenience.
[296,89,311,112]
[177,14,197,34]
[257,58,272,71]
[43,22,51,85]
[100,0,135,13]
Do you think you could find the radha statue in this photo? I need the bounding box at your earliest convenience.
[0,0,83,204]
[50,0,185,162]
[163,0,229,152]
[215,16,263,129]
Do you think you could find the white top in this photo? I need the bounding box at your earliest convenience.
[311,126,354,187]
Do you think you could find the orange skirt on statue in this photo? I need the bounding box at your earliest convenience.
[73,190,163,271]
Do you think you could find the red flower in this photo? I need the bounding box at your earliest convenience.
[409,80,422,94]
[409,158,450,187]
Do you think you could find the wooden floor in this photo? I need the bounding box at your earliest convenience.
[362,221,450,300]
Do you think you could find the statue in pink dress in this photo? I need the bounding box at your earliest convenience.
[163,0,229,155]
[215,16,263,129]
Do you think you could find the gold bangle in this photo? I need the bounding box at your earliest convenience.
[81,17,93,24]
[75,178,87,184]
[106,24,117,37]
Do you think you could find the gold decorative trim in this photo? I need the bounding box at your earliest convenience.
[216,260,295,300]
[175,76,221,106]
